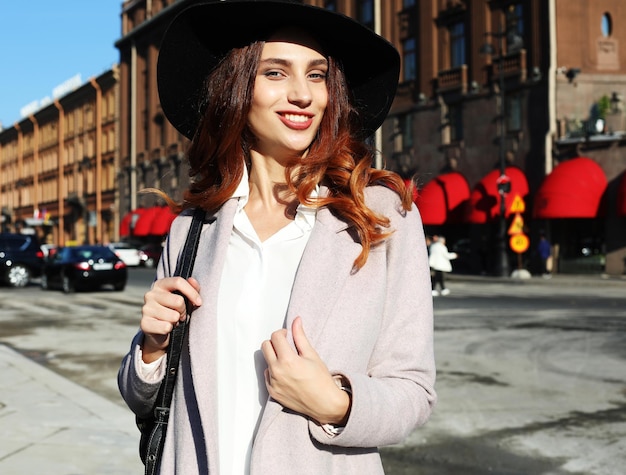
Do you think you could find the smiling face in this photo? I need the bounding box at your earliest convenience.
[247,29,328,161]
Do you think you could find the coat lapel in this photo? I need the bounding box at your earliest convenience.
[285,205,362,345]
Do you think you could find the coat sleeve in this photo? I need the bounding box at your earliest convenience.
[309,190,437,447]
[117,211,193,418]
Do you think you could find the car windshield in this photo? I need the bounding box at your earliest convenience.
[111,243,134,249]
[68,247,114,261]
[0,236,31,251]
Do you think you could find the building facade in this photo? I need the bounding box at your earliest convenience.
[2,0,625,274]
[115,0,191,242]
[114,0,625,275]
[0,68,119,246]
[549,0,626,275]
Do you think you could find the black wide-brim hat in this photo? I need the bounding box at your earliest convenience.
[157,0,400,139]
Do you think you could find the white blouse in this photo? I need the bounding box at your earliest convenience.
[216,172,316,474]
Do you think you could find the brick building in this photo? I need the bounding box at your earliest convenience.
[0,69,119,246]
[2,0,625,274]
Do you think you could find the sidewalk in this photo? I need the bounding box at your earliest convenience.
[0,344,143,475]
[447,271,626,287]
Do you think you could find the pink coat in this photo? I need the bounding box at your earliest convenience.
[118,185,436,474]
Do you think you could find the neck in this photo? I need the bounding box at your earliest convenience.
[247,150,297,211]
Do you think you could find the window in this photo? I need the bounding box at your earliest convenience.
[86,105,94,127]
[449,22,466,68]
[506,3,524,53]
[506,94,522,132]
[102,131,109,153]
[108,93,116,119]
[399,113,414,149]
[448,103,463,142]
[357,0,374,30]
[601,13,612,37]
[402,37,417,81]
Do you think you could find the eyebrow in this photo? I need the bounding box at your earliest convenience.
[259,58,328,68]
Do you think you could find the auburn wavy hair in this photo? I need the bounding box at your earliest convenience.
[157,39,414,269]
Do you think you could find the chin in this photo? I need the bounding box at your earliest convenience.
[279,142,312,156]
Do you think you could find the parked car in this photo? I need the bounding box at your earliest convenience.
[0,232,44,288]
[41,244,58,260]
[41,245,127,293]
[139,243,163,268]
[108,242,143,266]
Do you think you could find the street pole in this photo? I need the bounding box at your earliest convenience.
[495,31,510,277]
[481,29,511,277]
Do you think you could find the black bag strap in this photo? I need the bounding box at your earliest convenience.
[145,207,205,474]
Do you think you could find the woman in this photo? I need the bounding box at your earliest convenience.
[429,236,458,296]
[118,1,436,473]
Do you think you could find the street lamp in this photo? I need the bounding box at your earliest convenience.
[481,29,511,277]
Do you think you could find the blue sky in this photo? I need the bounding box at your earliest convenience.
[0,1,120,128]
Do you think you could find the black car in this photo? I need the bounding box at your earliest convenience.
[0,233,44,288]
[139,243,163,268]
[41,245,128,293]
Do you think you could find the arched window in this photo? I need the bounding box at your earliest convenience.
[601,13,612,37]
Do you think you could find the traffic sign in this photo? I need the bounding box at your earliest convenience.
[508,214,524,235]
[509,233,530,253]
[496,174,511,194]
[509,194,525,213]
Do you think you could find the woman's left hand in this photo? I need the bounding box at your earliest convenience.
[261,317,351,426]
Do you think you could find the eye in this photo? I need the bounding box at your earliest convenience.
[262,69,285,79]
[308,70,327,82]
[309,72,327,81]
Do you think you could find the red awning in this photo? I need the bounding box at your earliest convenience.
[416,172,470,225]
[133,207,161,236]
[533,157,607,219]
[149,206,178,235]
[618,172,626,217]
[467,166,529,224]
[119,208,148,237]
[119,212,133,237]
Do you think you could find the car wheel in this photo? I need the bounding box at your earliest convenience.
[62,274,75,294]
[113,282,126,291]
[7,265,30,288]
[41,274,49,290]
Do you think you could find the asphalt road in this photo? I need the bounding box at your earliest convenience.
[0,269,624,475]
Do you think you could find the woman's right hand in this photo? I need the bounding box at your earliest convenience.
[140,276,202,363]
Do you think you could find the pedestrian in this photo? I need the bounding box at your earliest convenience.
[537,232,552,278]
[118,2,436,474]
[429,235,457,296]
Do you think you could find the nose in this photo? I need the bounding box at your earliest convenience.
[287,76,312,108]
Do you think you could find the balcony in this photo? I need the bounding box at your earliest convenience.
[490,49,527,82]
[437,65,467,94]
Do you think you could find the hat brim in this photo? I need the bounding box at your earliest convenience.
[157,0,400,140]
